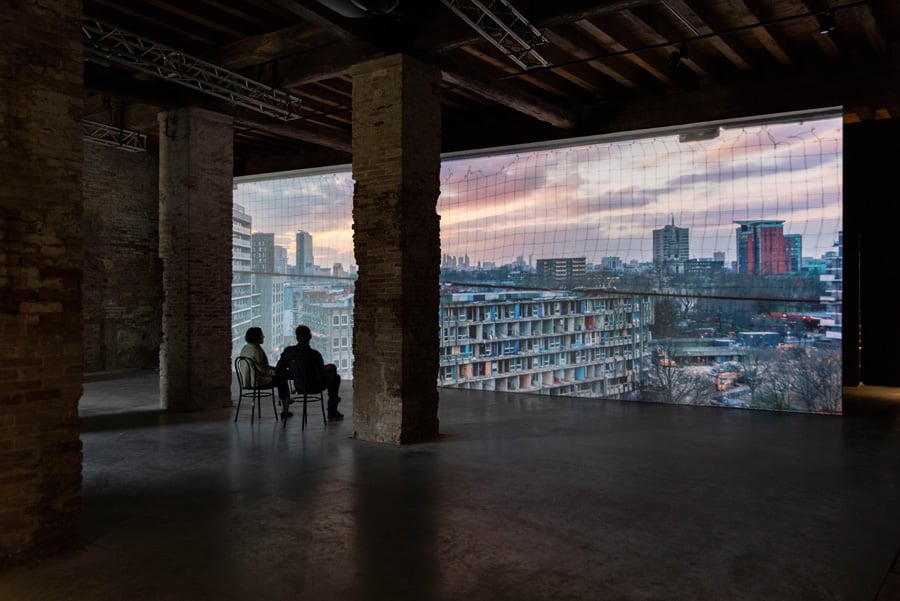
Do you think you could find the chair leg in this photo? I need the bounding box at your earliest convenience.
[320,395,327,426]
[272,394,279,421]
[234,396,242,423]
[301,394,308,431]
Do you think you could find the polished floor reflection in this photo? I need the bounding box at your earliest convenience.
[1,370,898,601]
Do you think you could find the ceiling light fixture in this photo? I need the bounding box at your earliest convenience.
[668,43,688,68]
[817,11,836,34]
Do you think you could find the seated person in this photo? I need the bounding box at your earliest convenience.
[239,327,291,418]
[276,324,343,421]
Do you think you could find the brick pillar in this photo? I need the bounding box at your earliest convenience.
[83,144,162,372]
[350,55,441,444]
[0,0,84,564]
[158,108,233,411]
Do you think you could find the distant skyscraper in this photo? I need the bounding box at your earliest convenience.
[295,230,314,275]
[734,219,791,275]
[251,232,275,273]
[274,245,288,274]
[652,218,689,273]
[256,275,285,355]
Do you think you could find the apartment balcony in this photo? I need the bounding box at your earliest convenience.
[538,371,619,391]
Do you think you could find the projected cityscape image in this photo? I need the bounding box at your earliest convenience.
[234,114,843,414]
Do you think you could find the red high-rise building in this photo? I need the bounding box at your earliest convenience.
[734,220,789,275]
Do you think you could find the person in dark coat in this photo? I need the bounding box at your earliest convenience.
[276,324,343,420]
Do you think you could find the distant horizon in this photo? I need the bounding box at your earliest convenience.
[235,114,842,272]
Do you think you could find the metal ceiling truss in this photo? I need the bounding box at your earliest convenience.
[82,119,148,152]
[438,0,550,70]
[82,19,302,121]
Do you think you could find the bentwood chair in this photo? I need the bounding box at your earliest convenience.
[284,358,327,431]
[234,356,279,424]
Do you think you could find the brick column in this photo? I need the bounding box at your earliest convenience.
[158,108,233,411]
[83,144,162,372]
[0,0,84,563]
[350,55,441,444]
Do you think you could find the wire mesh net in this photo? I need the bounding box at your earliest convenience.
[234,114,843,413]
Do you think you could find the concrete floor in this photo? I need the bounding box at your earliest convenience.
[1,370,898,601]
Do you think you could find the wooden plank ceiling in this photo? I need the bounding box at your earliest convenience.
[81,0,900,175]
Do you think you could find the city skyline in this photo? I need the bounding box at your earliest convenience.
[234,115,842,270]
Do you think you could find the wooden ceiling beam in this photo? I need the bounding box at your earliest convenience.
[137,0,247,39]
[722,0,792,66]
[441,68,577,129]
[85,1,215,46]
[595,57,900,135]
[850,3,887,55]
[265,41,384,88]
[233,116,351,152]
[457,47,572,98]
[617,9,709,78]
[195,0,273,30]
[202,24,333,70]
[419,0,659,54]
[542,26,643,91]
[659,0,752,70]
[575,19,674,86]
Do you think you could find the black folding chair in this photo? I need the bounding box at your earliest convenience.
[234,356,279,423]
[284,358,327,431]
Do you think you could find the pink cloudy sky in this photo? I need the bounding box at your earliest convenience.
[235,114,843,271]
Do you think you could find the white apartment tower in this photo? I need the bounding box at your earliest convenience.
[439,291,653,398]
[819,231,843,342]
[653,218,690,273]
[232,205,261,359]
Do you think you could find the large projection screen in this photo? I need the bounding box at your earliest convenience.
[234,110,843,414]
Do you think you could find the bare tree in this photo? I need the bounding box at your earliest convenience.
[782,348,843,412]
[740,348,775,405]
[756,350,794,411]
[645,346,711,405]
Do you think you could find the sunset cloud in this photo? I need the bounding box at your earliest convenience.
[235,115,843,270]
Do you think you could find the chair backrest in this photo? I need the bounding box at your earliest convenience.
[288,358,324,395]
[235,356,260,389]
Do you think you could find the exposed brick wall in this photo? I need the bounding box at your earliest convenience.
[82,143,162,372]
[350,55,441,444]
[0,0,84,565]
[158,108,234,411]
